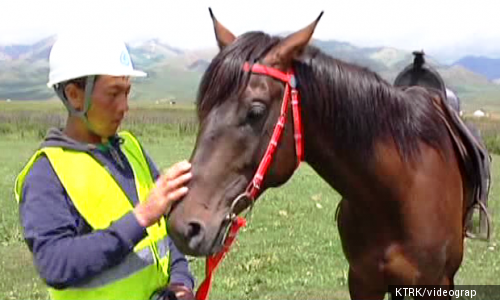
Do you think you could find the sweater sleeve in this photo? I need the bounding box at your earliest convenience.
[167,237,195,290]
[19,156,147,289]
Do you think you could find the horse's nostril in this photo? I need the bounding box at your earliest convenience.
[187,221,202,238]
[186,221,205,250]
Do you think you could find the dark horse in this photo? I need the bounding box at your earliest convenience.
[167,10,490,299]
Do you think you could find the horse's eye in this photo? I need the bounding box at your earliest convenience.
[247,103,266,122]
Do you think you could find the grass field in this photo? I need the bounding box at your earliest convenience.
[0,101,499,300]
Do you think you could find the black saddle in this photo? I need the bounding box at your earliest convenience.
[394,51,447,96]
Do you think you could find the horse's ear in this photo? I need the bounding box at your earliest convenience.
[209,7,236,51]
[264,11,324,68]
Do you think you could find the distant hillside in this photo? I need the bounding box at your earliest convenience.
[1,36,499,107]
[312,39,388,74]
[0,36,55,62]
[310,39,495,96]
[453,56,500,81]
[0,38,207,101]
[0,60,51,99]
[440,65,492,88]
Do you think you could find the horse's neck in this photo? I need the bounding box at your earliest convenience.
[299,73,392,199]
[301,108,363,199]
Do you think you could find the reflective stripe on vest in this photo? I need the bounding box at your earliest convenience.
[72,235,170,289]
[14,131,170,300]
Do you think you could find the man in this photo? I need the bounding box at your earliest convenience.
[14,33,195,300]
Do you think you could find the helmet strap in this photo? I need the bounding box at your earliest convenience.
[80,76,100,137]
[82,75,95,117]
[57,75,101,138]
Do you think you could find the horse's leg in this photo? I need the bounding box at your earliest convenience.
[348,268,386,300]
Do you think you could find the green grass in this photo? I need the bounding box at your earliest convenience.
[460,87,500,114]
[0,103,499,300]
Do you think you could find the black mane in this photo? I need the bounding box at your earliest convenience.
[294,47,449,160]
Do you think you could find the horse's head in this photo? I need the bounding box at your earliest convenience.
[166,9,323,256]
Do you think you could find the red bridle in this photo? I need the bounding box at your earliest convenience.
[195,62,304,300]
[244,62,304,198]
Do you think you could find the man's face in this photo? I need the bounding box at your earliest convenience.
[86,75,131,138]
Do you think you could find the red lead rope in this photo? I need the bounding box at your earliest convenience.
[195,217,247,300]
[195,62,304,300]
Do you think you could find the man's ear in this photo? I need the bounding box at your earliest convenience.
[263,11,324,69]
[209,7,236,51]
[64,83,84,111]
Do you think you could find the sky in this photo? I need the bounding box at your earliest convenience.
[0,0,499,63]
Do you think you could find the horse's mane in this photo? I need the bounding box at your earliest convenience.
[294,47,450,160]
[197,31,450,161]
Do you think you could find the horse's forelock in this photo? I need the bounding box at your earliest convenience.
[196,32,281,120]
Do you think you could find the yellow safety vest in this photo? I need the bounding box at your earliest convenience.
[14,131,170,300]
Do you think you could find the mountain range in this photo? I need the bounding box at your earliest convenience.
[0,35,499,104]
[453,56,500,81]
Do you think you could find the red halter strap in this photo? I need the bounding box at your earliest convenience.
[242,62,304,199]
[195,62,304,300]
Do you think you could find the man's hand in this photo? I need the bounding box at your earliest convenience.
[166,284,195,300]
[152,284,195,300]
[134,160,192,228]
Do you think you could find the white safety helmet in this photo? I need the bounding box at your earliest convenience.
[47,33,146,88]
